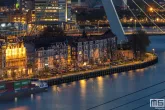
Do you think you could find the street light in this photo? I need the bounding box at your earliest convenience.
[149,7,153,12]
[152,48,155,54]
[134,20,137,31]
[45,63,48,67]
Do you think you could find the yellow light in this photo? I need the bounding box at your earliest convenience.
[149,7,153,12]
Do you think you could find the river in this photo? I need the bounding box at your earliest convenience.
[1,36,165,110]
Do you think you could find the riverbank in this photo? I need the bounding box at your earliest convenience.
[42,53,158,86]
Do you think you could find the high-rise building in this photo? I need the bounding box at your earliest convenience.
[0,0,16,7]
[16,0,35,11]
[35,0,71,22]
[85,0,101,8]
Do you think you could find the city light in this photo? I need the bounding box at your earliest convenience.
[149,7,154,12]
[0,0,161,109]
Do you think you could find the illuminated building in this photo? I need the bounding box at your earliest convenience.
[0,12,8,22]
[0,22,27,37]
[16,0,35,11]
[32,30,116,73]
[0,6,9,12]
[8,11,27,24]
[35,42,68,71]
[2,40,27,78]
[74,30,117,66]
[35,0,71,22]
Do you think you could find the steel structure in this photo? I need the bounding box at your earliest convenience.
[102,0,126,41]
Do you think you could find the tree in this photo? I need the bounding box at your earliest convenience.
[129,30,150,59]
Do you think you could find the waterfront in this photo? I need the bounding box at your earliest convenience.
[1,36,165,110]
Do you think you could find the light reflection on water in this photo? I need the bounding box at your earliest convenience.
[80,80,87,100]
[97,77,104,97]
[1,36,165,110]
[113,73,118,79]
[8,106,29,110]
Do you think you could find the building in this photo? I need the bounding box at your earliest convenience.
[74,30,117,66]
[1,40,27,78]
[71,0,88,8]
[35,0,71,22]
[8,11,27,24]
[0,12,8,22]
[21,0,35,11]
[16,0,35,11]
[35,42,68,71]
[32,30,117,72]
[0,6,9,12]
[0,0,16,8]
[85,0,101,8]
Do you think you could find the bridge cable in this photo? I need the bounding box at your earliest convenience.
[132,0,164,33]
[143,0,165,22]
[122,0,145,31]
[86,80,165,110]
[152,0,165,10]
[108,88,165,110]
[132,95,165,110]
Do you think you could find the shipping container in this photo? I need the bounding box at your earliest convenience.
[0,84,5,90]
[0,83,6,94]
[21,79,31,89]
[6,82,14,92]
[14,81,21,90]
[21,80,31,86]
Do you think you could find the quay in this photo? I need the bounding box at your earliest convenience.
[42,53,158,86]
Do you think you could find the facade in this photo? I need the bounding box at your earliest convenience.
[35,42,68,71]
[8,11,27,24]
[0,12,8,22]
[1,41,27,78]
[15,0,35,11]
[34,30,117,71]
[19,0,35,11]
[35,0,71,22]
[75,31,117,66]
[0,30,117,76]
[85,0,101,8]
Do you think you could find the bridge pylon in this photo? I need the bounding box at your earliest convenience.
[102,0,126,42]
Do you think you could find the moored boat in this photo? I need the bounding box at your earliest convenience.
[0,79,48,101]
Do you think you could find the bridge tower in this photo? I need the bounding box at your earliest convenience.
[101,0,126,42]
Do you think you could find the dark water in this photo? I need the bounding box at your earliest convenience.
[1,36,165,110]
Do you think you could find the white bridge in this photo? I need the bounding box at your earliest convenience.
[102,0,126,41]
[101,0,165,41]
